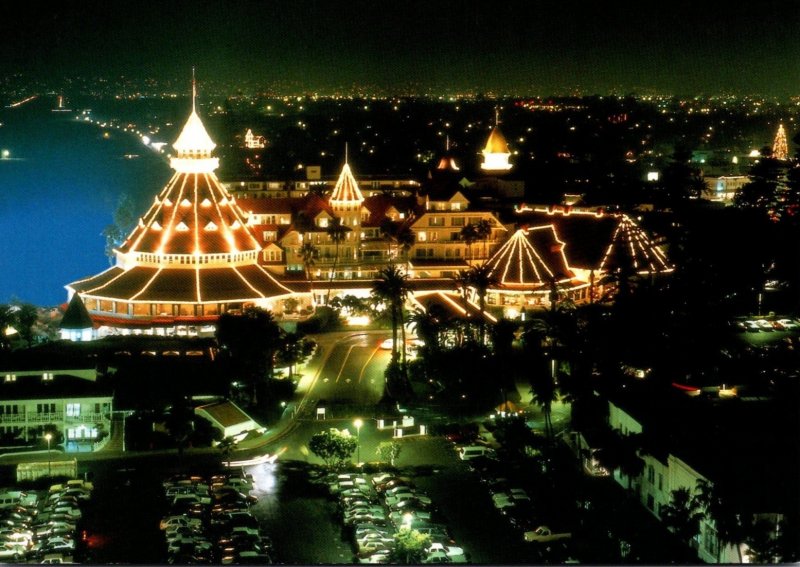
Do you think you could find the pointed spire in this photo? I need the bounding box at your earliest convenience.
[446,135,450,152]
[345,142,349,164]
[495,106,500,127]
[192,66,196,114]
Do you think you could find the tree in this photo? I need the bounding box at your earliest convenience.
[102,193,137,264]
[372,264,411,393]
[743,519,781,564]
[658,146,706,207]
[12,303,38,347]
[474,218,493,259]
[492,414,539,458]
[376,441,402,466]
[217,436,236,469]
[734,150,784,219]
[308,428,357,470]
[216,307,283,406]
[529,372,558,442]
[695,479,747,563]
[390,527,431,564]
[276,332,315,379]
[459,223,479,261]
[660,487,704,548]
[467,263,498,345]
[299,241,319,282]
[0,304,15,351]
[325,218,348,304]
[164,396,194,457]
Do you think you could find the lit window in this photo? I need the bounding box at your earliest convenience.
[66,403,81,417]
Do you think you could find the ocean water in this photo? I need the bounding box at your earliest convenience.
[0,98,172,306]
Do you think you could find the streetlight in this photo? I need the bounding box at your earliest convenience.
[353,418,363,465]
[44,433,52,477]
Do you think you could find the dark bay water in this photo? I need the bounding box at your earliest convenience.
[0,97,173,306]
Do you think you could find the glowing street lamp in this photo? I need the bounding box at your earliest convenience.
[354,418,363,465]
[44,433,52,477]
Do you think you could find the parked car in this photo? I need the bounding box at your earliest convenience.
[523,526,572,543]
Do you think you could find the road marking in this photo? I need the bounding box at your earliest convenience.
[335,344,357,383]
[358,344,382,384]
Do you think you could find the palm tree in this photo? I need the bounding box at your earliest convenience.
[660,488,705,548]
[474,219,493,260]
[695,479,747,563]
[299,241,319,282]
[372,265,411,395]
[460,223,479,261]
[452,270,472,308]
[529,372,558,442]
[467,263,499,345]
[326,218,348,304]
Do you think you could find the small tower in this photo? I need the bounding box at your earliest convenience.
[481,109,512,172]
[329,145,365,228]
[773,123,789,161]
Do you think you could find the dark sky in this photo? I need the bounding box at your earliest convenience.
[2,0,798,96]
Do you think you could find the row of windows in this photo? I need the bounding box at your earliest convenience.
[89,301,227,317]
[135,252,257,265]
[428,215,486,227]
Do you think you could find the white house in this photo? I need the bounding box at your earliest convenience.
[0,372,113,452]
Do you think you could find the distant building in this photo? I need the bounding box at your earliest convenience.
[243,128,266,149]
[704,176,748,203]
[0,371,112,452]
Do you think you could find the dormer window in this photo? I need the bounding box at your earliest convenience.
[4,374,16,383]
[319,218,329,228]
[176,222,189,232]
[43,372,54,381]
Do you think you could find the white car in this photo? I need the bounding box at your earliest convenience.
[358,540,394,556]
[389,510,431,526]
[384,492,426,506]
[0,543,26,561]
[427,544,467,563]
[383,485,415,497]
[388,498,433,512]
[359,550,391,564]
[160,516,201,531]
[492,488,528,503]
[778,319,799,329]
[379,338,395,350]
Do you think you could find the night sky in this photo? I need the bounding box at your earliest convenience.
[2,0,798,97]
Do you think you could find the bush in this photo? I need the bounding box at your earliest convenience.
[297,306,342,333]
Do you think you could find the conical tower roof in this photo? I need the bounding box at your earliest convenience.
[60,294,93,330]
[483,127,510,154]
[173,111,216,155]
[599,215,671,274]
[67,93,297,308]
[330,162,364,204]
[484,226,573,287]
[119,107,260,258]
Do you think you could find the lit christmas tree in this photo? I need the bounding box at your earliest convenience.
[773,123,788,161]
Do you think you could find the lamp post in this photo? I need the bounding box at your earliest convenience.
[354,418,363,465]
[44,433,52,477]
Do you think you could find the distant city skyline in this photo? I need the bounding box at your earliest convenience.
[2,0,798,98]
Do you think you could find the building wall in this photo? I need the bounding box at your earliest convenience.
[0,394,112,448]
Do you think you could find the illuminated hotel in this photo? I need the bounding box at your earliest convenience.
[63,96,671,336]
[64,95,312,338]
